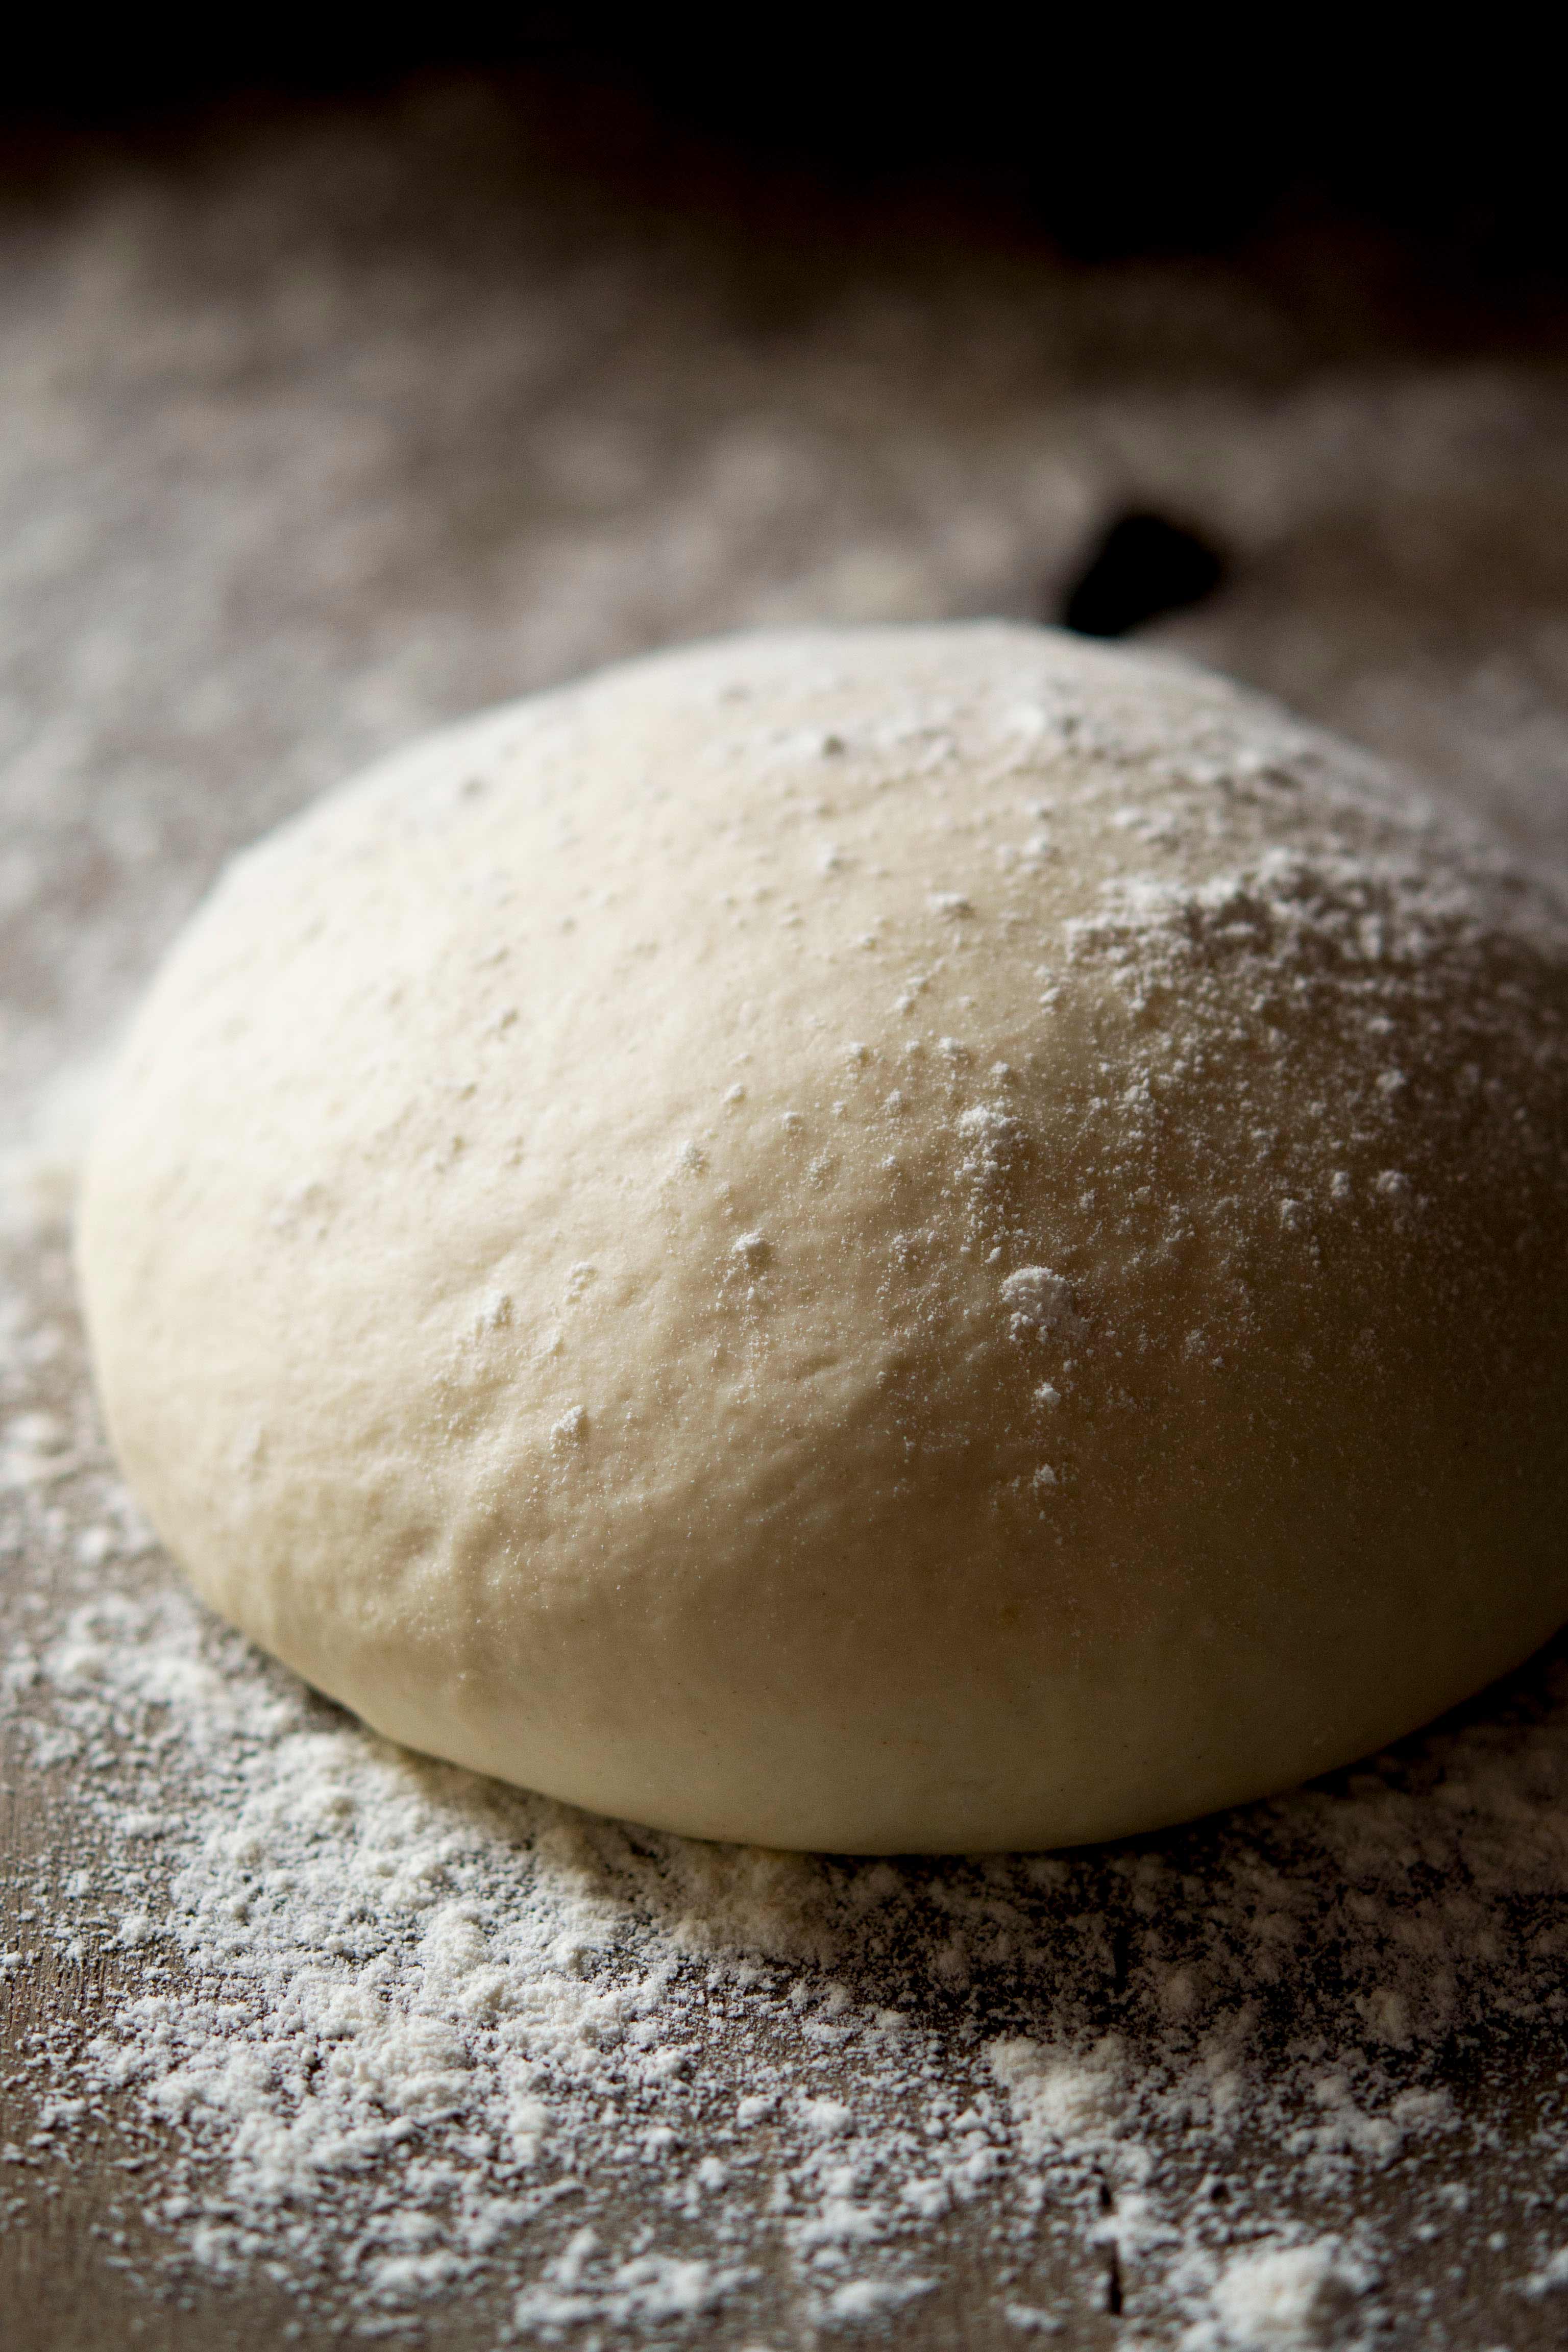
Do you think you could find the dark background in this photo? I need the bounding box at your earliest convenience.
[5,12,1564,287]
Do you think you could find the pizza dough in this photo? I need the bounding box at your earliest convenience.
[77,625,1568,1852]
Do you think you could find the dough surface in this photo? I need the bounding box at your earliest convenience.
[78,625,1568,1851]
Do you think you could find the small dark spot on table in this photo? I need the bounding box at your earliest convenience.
[1057,510,1228,637]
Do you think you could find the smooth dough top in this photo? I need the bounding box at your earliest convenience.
[78,625,1568,1851]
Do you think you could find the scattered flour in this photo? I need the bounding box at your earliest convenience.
[1208,2241,1375,2349]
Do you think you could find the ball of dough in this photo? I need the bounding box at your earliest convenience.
[78,625,1568,1852]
